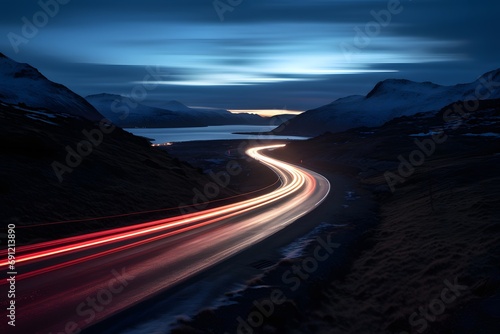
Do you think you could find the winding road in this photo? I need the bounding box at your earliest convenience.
[0,144,330,334]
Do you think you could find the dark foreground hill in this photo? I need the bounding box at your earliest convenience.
[0,54,238,244]
[0,101,225,244]
[173,99,500,334]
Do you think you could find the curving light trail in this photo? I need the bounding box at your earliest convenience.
[0,144,330,334]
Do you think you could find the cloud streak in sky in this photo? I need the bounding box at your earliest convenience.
[1,0,498,110]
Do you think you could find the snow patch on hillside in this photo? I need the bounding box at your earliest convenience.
[279,69,500,136]
[0,53,103,121]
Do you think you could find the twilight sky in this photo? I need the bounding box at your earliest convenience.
[1,0,499,113]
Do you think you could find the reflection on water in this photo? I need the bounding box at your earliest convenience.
[125,125,308,143]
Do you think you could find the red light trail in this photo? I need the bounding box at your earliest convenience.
[0,145,330,334]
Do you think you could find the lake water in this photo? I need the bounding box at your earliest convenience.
[125,125,309,143]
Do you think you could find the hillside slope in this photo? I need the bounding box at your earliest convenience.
[0,53,103,121]
[0,56,234,244]
[276,69,500,136]
[173,98,500,334]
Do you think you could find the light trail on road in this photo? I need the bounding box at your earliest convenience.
[0,144,330,334]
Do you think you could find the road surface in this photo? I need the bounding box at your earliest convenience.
[0,144,330,334]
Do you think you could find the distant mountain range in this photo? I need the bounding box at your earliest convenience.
[275,69,500,136]
[2,50,498,137]
[86,94,296,128]
[0,52,295,128]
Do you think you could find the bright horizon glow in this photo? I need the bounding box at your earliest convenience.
[229,109,303,117]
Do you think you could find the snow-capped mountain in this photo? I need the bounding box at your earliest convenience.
[275,69,500,136]
[86,94,206,128]
[0,53,103,121]
[87,94,291,127]
[163,100,193,112]
[162,100,297,126]
[163,100,246,124]
[160,100,269,126]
